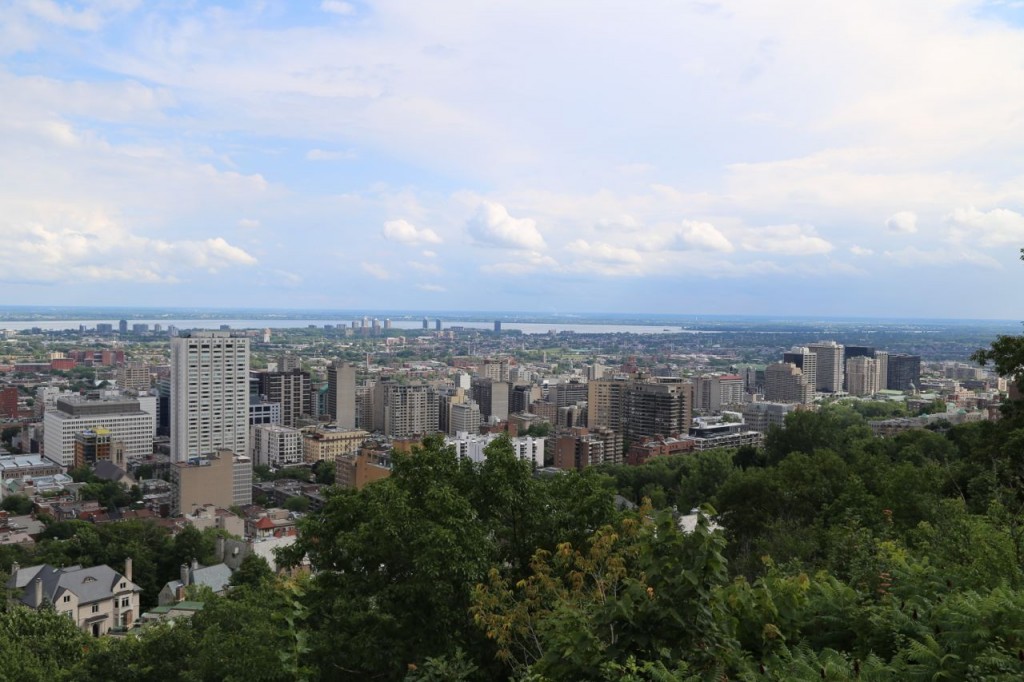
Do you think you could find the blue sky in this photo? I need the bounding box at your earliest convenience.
[3,0,1024,319]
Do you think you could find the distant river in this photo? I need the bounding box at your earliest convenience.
[0,319,699,336]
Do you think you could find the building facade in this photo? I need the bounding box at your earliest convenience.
[43,396,154,467]
[171,332,250,462]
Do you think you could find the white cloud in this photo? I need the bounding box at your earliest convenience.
[676,220,734,252]
[946,206,1024,247]
[849,245,874,256]
[741,225,834,255]
[467,201,546,250]
[883,246,1000,268]
[382,219,442,245]
[421,250,437,258]
[480,250,557,274]
[416,283,446,292]
[595,214,642,232]
[885,211,918,234]
[306,148,356,161]
[409,261,442,275]
[237,218,260,229]
[360,262,392,280]
[320,1,356,15]
[0,208,256,284]
[567,239,642,264]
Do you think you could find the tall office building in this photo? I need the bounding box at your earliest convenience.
[845,356,880,396]
[782,347,817,393]
[448,400,482,436]
[256,369,311,428]
[694,374,745,412]
[587,379,628,432]
[471,378,510,423]
[887,354,922,392]
[764,362,814,404]
[622,380,693,442]
[807,341,844,393]
[327,361,357,429]
[845,346,875,360]
[371,381,439,438]
[494,320,502,333]
[874,351,890,390]
[171,332,250,462]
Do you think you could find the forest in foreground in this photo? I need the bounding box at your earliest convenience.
[5,335,1024,681]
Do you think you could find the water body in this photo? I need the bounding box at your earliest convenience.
[0,319,688,335]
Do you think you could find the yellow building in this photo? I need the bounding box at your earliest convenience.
[301,427,369,464]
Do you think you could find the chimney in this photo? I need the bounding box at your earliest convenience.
[10,562,18,578]
[34,577,42,606]
[216,536,225,563]
[124,557,132,582]
[180,563,190,587]
[191,557,199,570]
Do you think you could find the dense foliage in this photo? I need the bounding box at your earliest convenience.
[5,356,1024,678]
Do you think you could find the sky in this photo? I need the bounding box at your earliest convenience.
[3,0,1024,319]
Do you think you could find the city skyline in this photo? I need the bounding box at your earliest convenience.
[3,2,1024,317]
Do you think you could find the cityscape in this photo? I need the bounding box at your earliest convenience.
[5,0,1024,679]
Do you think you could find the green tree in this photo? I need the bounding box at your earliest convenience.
[229,554,274,589]
[283,495,310,513]
[281,435,493,679]
[1,494,34,515]
[0,605,91,681]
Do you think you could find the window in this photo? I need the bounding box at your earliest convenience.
[91,604,100,613]
[121,597,130,608]
[63,595,71,603]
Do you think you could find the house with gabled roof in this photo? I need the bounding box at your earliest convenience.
[6,558,141,636]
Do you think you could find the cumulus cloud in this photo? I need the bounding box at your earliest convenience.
[946,206,1024,247]
[0,209,256,284]
[416,283,446,292]
[382,219,442,245]
[741,224,834,255]
[677,220,734,252]
[849,245,874,256]
[567,239,642,263]
[360,262,392,280]
[237,218,260,229]
[886,211,918,234]
[320,1,355,15]
[467,201,546,250]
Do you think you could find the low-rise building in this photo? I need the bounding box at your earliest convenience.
[302,427,370,464]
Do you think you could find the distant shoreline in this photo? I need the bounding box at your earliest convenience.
[0,306,1018,328]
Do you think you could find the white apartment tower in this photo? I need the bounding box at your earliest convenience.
[171,332,250,462]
